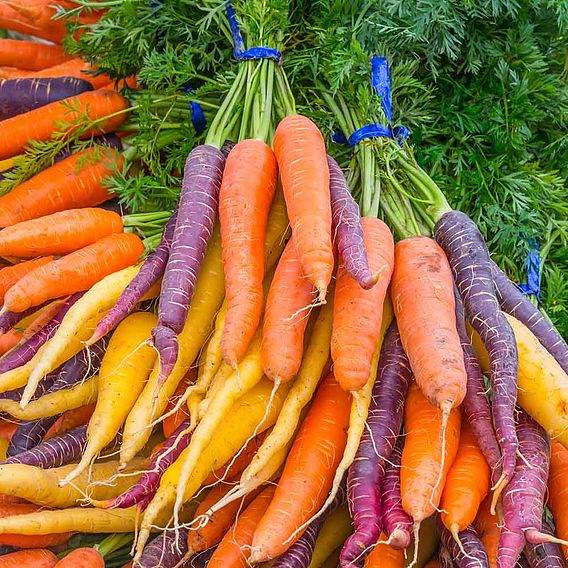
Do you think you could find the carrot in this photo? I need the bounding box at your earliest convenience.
[262,237,315,384]
[474,497,499,568]
[2,233,144,314]
[220,139,278,367]
[44,404,96,440]
[54,548,104,567]
[0,90,129,161]
[0,148,122,227]
[548,441,568,561]
[0,330,20,355]
[0,419,17,440]
[163,369,194,438]
[0,548,57,567]
[0,208,124,258]
[440,419,491,538]
[208,485,276,568]
[0,39,70,71]
[273,114,333,300]
[0,257,55,303]
[331,216,394,391]
[401,381,461,562]
[364,533,405,568]
[391,236,467,420]
[250,373,352,562]
[24,59,111,89]
[307,505,353,568]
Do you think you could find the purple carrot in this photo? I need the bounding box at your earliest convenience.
[0,292,82,376]
[53,133,123,164]
[440,544,456,568]
[327,155,374,289]
[381,439,413,551]
[524,520,565,568]
[103,418,191,509]
[0,301,50,335]
[435,210,519,492]
[438,518,489,568]
[153,145,224,382]
[498,410,554,568]
[89,210,178,345]
[454,286,502,482]
[0,367,59,402]
[491,261,568,375]
[0,77,94,120]
[273,484,347,568]
[0,545,16,556]
[341,322,412,565]
[516,556,531,568]
[6,416,59,457]
[137,526,189,568]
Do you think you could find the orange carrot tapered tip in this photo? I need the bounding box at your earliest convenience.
[274,114,334,300]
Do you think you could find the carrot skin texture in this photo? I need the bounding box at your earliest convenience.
[220,139,277,366]
[0,302,50,335]
[327,154,373,289]
[342,323,411,563]
[3,233,144,313]
[0,90,129,160]
[498,411,551,568]
[137,526,189,568]
[438,518,489,568]
[332,217,394,391]
[0,257,55,302]
[435,210,519,485]
[20,58,110,89]
[0,77,93,120]
[491,261,568,375]
[274,114,333,299]
[380,440,413,551]
[0,148,122,227]
[90,210,178,344]
[363,533,405,568]
[0,548,58,567]
[454,288,502,482]
[0,39,70,71]
[391,236,467,411]
[251,373,352,561]
[6,415,59,457]
[548,441,568,561]
[154,145,225,381]
[261,238,315,383]
[55,548,105,568]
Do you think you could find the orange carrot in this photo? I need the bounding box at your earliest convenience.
[548,441,568,560]
[250,372,352,562]
[364,533,405,568]
[331,217,394,391]
[44,404,96,440]
[2,233,144,313]
[0,208,124,258]
[261,238,315,384]
[273,114,333,301]
[401,382,461,544]
[0,90,129,160]
[440,419,490,537]
[0,419,17,440]
[0,257,55,302]
[220,139,278,367]
[163,369,195,438]
[54,547,104,567]
[14,299,67,342]
[0,329,20,354]
[391,237,467,417]
[0,148,122,227]
[0,548,58,567]
[0,39,70,71]
[24,59,111,89]
[208,485,276,568]
[474,497,499,568]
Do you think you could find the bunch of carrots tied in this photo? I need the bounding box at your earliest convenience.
[0,1,565,568]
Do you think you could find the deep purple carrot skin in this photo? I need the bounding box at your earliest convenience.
[153,145,224,381]
[53,133,123,164]
[0,292,82,376]
[342,323,412,564]
[440,545,456,568]
[109,419,191,509]
[137,526,189,568]
[0,545,16,556]
[435,210,519,487]
[0,301,49,335]
[380,439,413,551]
[90,210,178,345]
[6,416,59,457]
[0,368,59,401]
[0,77,94,120]
[438,518,489,568]
[327,155,373,290]
[274,484,347,568]
[498,410,551,568]
[454,286,502,482]
[490,261,568,374]
[524,520,565,568]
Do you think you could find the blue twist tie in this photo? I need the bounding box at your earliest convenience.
[333,56,409,147]
[185,86,206,135]
[518,234,541,301]
[226,1,282,63]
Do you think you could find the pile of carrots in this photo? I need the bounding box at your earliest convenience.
[0,2,567,568]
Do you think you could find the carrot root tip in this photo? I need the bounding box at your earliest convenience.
[490,471,508,514]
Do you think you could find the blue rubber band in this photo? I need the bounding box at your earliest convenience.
[185,86,206,135]
[518,234,541,301]
[226,1,282,62]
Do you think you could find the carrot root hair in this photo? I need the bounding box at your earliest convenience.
[490,471,508,515]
